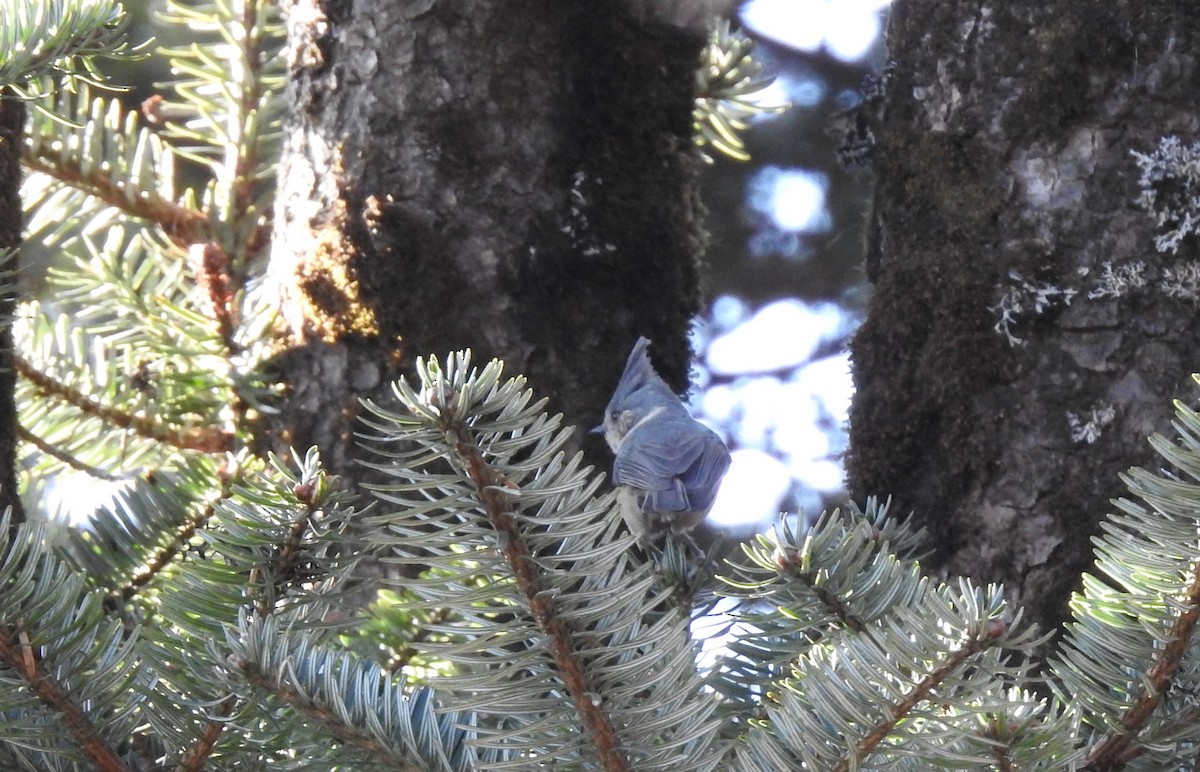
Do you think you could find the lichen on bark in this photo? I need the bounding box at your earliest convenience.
[848,1,1200,639]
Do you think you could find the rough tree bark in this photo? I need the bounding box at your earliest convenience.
[0,96,25,529]
[848,1,1200,638]
[264,0,716,474]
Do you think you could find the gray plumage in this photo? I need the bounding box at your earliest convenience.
[599,337,731,543]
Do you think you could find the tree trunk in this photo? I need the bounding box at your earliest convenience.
[264,0,711,473]
[848,0,1200,639]
[0,95,25,529]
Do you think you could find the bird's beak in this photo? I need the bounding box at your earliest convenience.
[590,424,604,434]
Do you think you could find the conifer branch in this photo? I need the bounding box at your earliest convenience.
[226,1,269,223]
[158,0,283,271]
[0,619,128,772]
[358,354,723,767]
[694,19,788,162]
[116,466,235,602]
[14,351,235,453]
[17,421,121,480]
[836,621,1007,772]
[1083,557,1200,769]
[772,543,869,635]
[187,241,239,353]
[0,0,130,90]
[447,417,631,772]
[225,618,470,770]
[387,606,453,673]
[251,469,327,617]
[991,747,1016,772]
[178,695,237,771]
[21,148,211,248]
[233,657,407,760]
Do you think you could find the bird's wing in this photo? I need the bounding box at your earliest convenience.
[673,433,731,511]
[613,420,728,512]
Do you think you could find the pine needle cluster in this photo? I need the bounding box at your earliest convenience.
[693,19,787,163]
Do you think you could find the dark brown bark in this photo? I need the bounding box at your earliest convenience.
[847,1,1200,640]
[0,94,26,529]
[265,0,711,473]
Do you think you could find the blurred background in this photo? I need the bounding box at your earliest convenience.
[697,0,889,531]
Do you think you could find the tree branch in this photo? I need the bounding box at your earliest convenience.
[115,467,234,602]
[17,422,120,480]
[449,418,630,772]
[254,474,323,617]
[15,352,234,453]
[233,656,421,770]
[835,621,1008,772]
[1083,556,1200,769]
[0,620,128,772]
[177,695,236,771]
[22,149,211,248]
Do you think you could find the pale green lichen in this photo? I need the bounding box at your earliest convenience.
[990,271,1077,347]
[1067,404,1115,444]
[1087,260,1148,300]
[1159,259,1200,304]
[1132,136,1200,254]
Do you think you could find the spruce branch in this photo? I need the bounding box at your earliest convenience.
[769,537,870,635]
[834,617,1011,772]
[0,0,131,90]
[0,514,144,770]
[222,0,274,221]
[1054,389,1200,769]
[116,451,368,767]
[349,590,462,678]
[48,461,220,598]
[250,453,338,617]
[22,148,210,247]
[984,720,1019,772]
[17,421,121,480]
[0,619,127,772]
[18,224,265,454]
[966,695,1072,772]
[1083,557,1200,769]
[112,462,235,602]
[14,351,235,453]
[14,268,249,492]
[719,504,1052,770]
[225,614,477,771]
[156,0,284,270]
[693,19,788,162]
[386,606,454,673]
[176,695,236,771]
[186,241,239,354]
[444,393,631,772]
[359,352,727,770]
[20,81,203,257]
[231,653,421,767]
[712,501,923,707]
[130,448,364,639]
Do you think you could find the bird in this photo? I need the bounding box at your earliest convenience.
[597,337,731,545]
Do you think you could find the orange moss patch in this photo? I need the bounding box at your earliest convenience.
[295,205,381,342]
